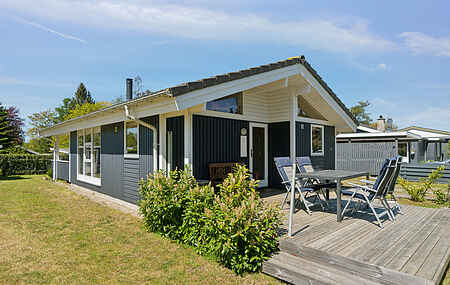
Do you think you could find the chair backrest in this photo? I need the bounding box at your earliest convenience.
[296,156,315,173]
[386,157,402,195]
[274,157,295,184]
[374,158,396,197]
[373,158,390,190]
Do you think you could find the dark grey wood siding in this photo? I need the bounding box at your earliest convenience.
[296,122,335,170]
[101,122,124,199]
[166,116,184,171]
[69,116,158,205]
[192,115,249,180]
[268,122,290,188]
[123,115,158,204]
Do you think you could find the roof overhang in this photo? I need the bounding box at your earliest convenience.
[40,56,357,137]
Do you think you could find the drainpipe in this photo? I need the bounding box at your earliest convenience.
[124,105,156,132]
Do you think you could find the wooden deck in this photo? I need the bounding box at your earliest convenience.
[261,189,450,285]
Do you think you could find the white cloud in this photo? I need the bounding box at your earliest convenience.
[400,32,450,57]
[12,16,87,44]
[1,0,396,53]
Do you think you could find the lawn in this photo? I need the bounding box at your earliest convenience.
[0,175,279,284]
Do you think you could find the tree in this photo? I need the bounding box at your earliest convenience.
[350,100,373,125]
[64,102,111,121]
[26,110,58,153]
[55,97,76,122]
[447,141,450,158]
[6,106,24,145]
[0,103,14,150]
[72,83,94,106]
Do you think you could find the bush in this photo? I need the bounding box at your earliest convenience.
[139,164,281,274]
[0,154,52,176]
[433,183,450,206]
[398,165,445,202]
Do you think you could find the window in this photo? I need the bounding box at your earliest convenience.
[398,142,407,157]
[206,92,243,114]
[125,121,139,158]
[311,125,324,156]
[77,127,101,185]
[297,95,326,120]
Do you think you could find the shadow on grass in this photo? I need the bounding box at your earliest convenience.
[0,176,31,181]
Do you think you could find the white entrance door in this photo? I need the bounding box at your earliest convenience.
[249,123,268,187]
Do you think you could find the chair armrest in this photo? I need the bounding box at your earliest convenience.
[347,182,377,193]
[360,179,375,185]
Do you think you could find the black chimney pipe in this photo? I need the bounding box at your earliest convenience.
[126,78,133,100]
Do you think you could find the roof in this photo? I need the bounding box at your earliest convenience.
[40,55,358,135]
[397,126,450,136]
[337,131,410,139]
[357,125,381,133]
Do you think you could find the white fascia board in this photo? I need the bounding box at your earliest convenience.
[174,64,301,111]
[336,131,409,139]
[40,99,176,137]
[357,126,380,133]
[298,65,357,132]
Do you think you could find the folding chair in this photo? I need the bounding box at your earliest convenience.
[274,157,326,215]
[385,157,403,218]
[341,158,396,228]
[296,156,337,203]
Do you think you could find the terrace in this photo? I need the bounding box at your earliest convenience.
[261,189,450,284]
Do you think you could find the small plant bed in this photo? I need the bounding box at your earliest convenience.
[139,165,282,275]
[0,175,280,284]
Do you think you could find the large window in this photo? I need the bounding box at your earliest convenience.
[311,125,324,156]
[125,121,139,158]
[77,127,101,185]
[206,92,243,114]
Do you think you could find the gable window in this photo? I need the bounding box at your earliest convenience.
[297,95,326,120]
[125,121,139,158]
[311,125,324,156]
[206,92,243,114]
[77,127,101,185]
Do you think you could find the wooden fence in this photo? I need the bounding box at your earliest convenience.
[337,142,397,175]
[400,163,450,183]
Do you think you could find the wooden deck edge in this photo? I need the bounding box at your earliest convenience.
[263,239,435,285]
[433,239,450,284]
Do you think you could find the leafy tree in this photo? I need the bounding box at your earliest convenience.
[72,83,94,106]
[64,102,111,121]
[7,106,24,145]
[26,110,58,153]
[447,141,450,158]
[0,103,15,150]
[55,97,76,122]
[350,100,373,125]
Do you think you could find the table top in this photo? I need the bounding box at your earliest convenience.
[295,170,369,181]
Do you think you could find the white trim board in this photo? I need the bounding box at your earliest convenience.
[174,65,302,111]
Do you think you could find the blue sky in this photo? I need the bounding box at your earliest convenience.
[1,0,449,134]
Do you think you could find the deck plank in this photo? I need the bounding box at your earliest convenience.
[415,209,450,282]
[383,210,442,271]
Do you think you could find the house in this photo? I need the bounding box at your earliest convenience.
[40,56,357,204]
[336,116,450,175]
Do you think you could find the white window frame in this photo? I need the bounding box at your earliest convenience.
[124,121,139,159]
[205,92,244,115]
[311,124,324,156]
[77,127,101,186]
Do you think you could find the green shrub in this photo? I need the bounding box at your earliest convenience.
[139,164,281,274]
[433,183,450,206]
[139,167,196,240]
[398,165,445,202]
[0,154,52,176]
[203,165,281,274]
[47,167,53,179]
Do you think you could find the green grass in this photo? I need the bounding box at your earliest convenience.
[0,175,280,284]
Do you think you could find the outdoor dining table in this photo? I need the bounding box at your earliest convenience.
[295,170,370,222]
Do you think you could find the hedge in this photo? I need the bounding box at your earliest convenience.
[0,154,52,176]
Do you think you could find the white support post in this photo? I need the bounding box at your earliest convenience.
[53,136,59,181]
[288,91,297,237]
[159,114,167,172]
[184,109,193,170]
[68,133,71,183]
